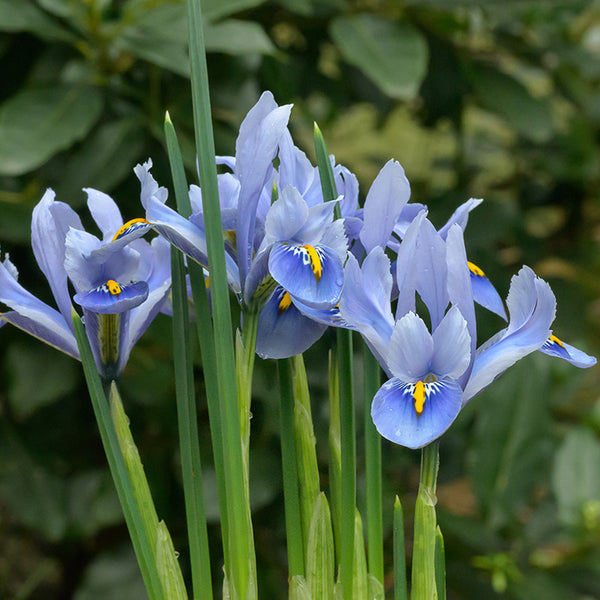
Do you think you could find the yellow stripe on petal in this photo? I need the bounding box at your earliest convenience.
[112,218,150,241]
[302,244,322,281]
[278,291,292,314]
[413,380,426,415]
[549,334,565,348]
[467,261,485,278]
[106,279,122,295]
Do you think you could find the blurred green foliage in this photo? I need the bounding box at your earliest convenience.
[1,0,599,598]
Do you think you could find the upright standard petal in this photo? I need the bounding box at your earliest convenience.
[386,312,434,381]
[431,306,471,379]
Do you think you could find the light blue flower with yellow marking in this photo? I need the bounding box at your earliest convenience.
[0,178,172,380]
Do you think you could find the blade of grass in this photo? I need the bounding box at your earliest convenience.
[393,496,408,600]
[278,358,305,577]
[363,348,383,584]
[72,311,163,600]
[314,123,355,599]
[165,113,213,600]
[186,2,254,595]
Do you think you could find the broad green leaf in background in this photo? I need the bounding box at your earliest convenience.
[0,86,103,176]
[0,0,77,42]
[74,546,147,600]
[329,14,428,100]
[468,356,554,530]
[0,199,35,243]
[205,20,275,55]
[55,118,146,205]
[6,342,79,420]
[552,426,600,528]
[201,0,269,22]
[464,62,555,143]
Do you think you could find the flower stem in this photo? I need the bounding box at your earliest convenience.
[393,496,408,600]
[411,441,440,600]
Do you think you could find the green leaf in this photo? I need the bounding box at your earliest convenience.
[201,0,268,22]
[0,199,32,242]
[56,118,145,204]
[156,521,188,600]
[6,342,79,419]
[464,62,554,143]
[74,546,147,600]
[552,427,600,527]
[306,493,335,600]
[330,14,428,99]
[0,86,103,176]
[468,355,554,529]
[0,0,77,42]
[205,20,275,55]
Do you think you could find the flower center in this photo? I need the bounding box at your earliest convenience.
[467,261,485,277]
[412,373,438,416]
[106,279,122,295]
[278,291,292,314]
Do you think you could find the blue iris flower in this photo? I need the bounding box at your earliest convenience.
[339,214,595,449]
[0,183,172,380]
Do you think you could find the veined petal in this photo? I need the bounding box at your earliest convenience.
[255,288,327,359]
[386,312,433,381]
[338,249,394,351]
[540,334,596,368]
[73,280,149,314]
[110,218,154,246]
[468,261,507,319]
[296,199,339,245]
[371,377,463,449]
[431,306,471,379]
[437,198,483,239]
[360,159,411,253]
[269,242,343,308]
[31,189,82,328]
[264,185,309,243]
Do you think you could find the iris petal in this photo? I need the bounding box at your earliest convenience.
[255,287,327,359]
[371,377,463,449]
[74,280,149,314]
[431,306,471,379]
[540,335,597,368]
[269,242,343,308]
[469,262,507,319]
[386,312,433,381]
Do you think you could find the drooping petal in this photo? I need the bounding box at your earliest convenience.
[255,287,327,359]
[338,249,394,352]
[431,306,471,379]
[268,242,343,308]
[385,312,433,381]
[468,261,507,319]
[371,376,463,449]
[463,267,556,403]
[0,310,78,358]
[540,334,596,368]
[31,189,82,328]
[360,159,411,253]
[0,259,78,357]
[73,280,149,314]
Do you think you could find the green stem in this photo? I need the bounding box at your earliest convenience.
[72,311,163,600]
[363,348,383,584]
[278,358,305,577]
[393,496,408,600]
[411,441,440,600]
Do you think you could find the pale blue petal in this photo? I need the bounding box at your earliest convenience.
[335,162,360,217]
[269,242,343,308]
[389,203,428,246]
[470,266,507,319]
[255,287,327,359]
[437,198,483,239]
[31,189,82,328]
[278,130,320,202]
[264,185,309,243]
[244,248,276,307]
[135,159,168,209]
[431,306,471,379]
[317,218,347,263]
[295,200,338,245]
[386,312,433,380]
[371,377,463,449]
[359,159,411,253]
[337,249,394,351]
[540,335,596,368]
[463,268,556,402]
[85,188,123,241]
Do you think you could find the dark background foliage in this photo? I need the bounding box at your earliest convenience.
[1,0,599,597]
